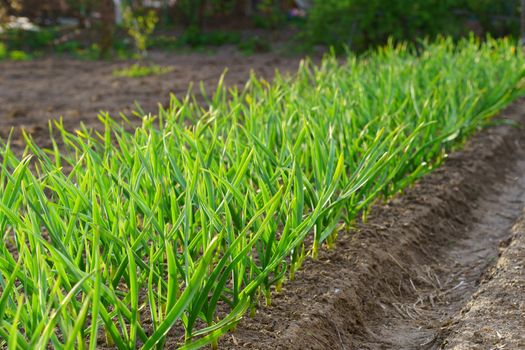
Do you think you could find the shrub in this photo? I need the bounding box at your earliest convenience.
[175,0,207,27]
[465,0,520,37]
[305,0,520,51]
[0,41,32,60]
[253,0,286,29]
[178,28,240,47]
[1,27,57,51]
[122,7,158,57]
[238,35,271,54]
[0,42,6,59]
[8,49,30,60]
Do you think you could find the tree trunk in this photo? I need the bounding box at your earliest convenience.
[98,0,115,58]
[197,0,207,30]
[239,0,253,16]
[521,0,525,45]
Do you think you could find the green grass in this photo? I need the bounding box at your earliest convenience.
[0,43,33,61]
[0,37,524,349]
[113,63,174,78]
[0,43,6,59]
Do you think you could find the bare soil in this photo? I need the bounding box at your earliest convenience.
[442,214,525,349]
[1,53,524,349]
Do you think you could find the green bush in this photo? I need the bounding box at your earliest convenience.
[175,0,206,27]
[178,28,241,47]
[0,41,32,61]
[1,27,57,51]
[253,0,286,29]
[8,49,31,60]
[0,42,6,59]
[147,34,179,50]
[122,7,159,57]
[305,0,519,51]
[464,0,520,37]
[238,35,271,54]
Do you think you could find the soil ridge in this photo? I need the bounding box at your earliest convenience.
[221,100,525,349]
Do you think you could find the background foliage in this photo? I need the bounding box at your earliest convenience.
[305,0,520,50]
[0,1,522,56]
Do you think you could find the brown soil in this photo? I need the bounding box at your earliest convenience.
[1,52,524,349]
[219,101,525,350]
[442,214,525,349]
[0,48,302,150]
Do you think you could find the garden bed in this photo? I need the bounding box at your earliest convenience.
[220,100,525,349]
[1,41,524,349]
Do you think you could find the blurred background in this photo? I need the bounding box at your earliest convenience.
[0,0,521,59]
